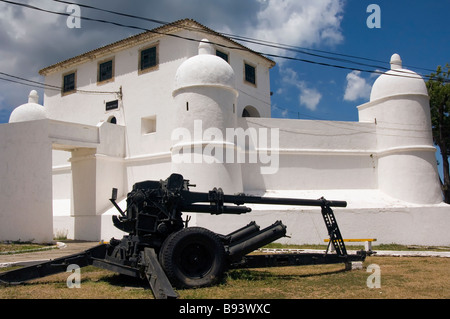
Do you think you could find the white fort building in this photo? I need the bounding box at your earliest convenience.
[1,19,449,246]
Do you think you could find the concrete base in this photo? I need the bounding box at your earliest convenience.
[345,261,363,270]
[52,189,450,246]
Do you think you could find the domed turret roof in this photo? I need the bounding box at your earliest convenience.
[370,54,428,101]
[173,39,236,93]
[9,90,47,123]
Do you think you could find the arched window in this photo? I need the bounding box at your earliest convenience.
[242,105,260,118]
[108,116,117,124]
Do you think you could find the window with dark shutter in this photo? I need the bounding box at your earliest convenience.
[98,60,113,82]
[244,63,256,85]
[216,50,229,63]
[62,72,76,94]
[140,46,157,71]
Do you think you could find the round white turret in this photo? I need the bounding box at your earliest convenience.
[358,54,442,204]
[173,40,236,92]
[366,53,434,149]
[370,53,429,102]
[171,39,242,193]
[9,90,47,123]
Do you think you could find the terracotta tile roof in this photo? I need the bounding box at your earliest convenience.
[39,19,275,76]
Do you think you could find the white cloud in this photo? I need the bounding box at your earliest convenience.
[245,0,344,59]
[0,0,344,121]
[299,86,321,111]
[343,70,372,102]
[280,67,322,111]
[272,103,289,118]
[281,67,300,84]
[0,1,67,111]
[0,0,138,114]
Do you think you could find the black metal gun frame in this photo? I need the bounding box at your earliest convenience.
[0,174,366,299]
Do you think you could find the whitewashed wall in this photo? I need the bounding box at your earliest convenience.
[0,120,53,243]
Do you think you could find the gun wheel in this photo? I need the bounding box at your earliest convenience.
[159,227,226,289]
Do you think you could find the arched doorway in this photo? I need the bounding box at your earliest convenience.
[242,105,260,117]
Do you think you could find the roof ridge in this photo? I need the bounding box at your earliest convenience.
[39,19,275,76]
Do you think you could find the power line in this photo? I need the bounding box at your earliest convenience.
[53,0,388,71]
[1,0,447,83]
[0,71,118,95]
[1,1,443,139]
[0,76,51,91]
[271,104,434,140]
[0,0,431,78]
[52,0,437,74]
[52,0,169,26]
[223,33,438,73]
[0,0,249,60]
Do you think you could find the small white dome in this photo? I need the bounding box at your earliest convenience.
[173,39,236,93]
[9,90,47,123]
[370,54,428,101]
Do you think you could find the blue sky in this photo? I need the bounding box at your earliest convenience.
[269,0,449,122]
[0,0,448,125]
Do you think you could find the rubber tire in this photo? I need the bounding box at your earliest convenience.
[159,227,226,289]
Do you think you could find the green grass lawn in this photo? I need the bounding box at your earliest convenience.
[1,255,449,299]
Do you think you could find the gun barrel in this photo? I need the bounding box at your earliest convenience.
[223,195,347,208]
[181,204,252,214]
[182,190,347,210]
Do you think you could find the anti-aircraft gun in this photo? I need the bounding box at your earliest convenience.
[0,173,366,299]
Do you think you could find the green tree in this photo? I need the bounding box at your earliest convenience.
[426,64,450,203]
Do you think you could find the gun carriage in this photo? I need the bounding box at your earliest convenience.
[0,173,365,299]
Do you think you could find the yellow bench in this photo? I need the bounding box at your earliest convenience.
[324,238,377,252]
